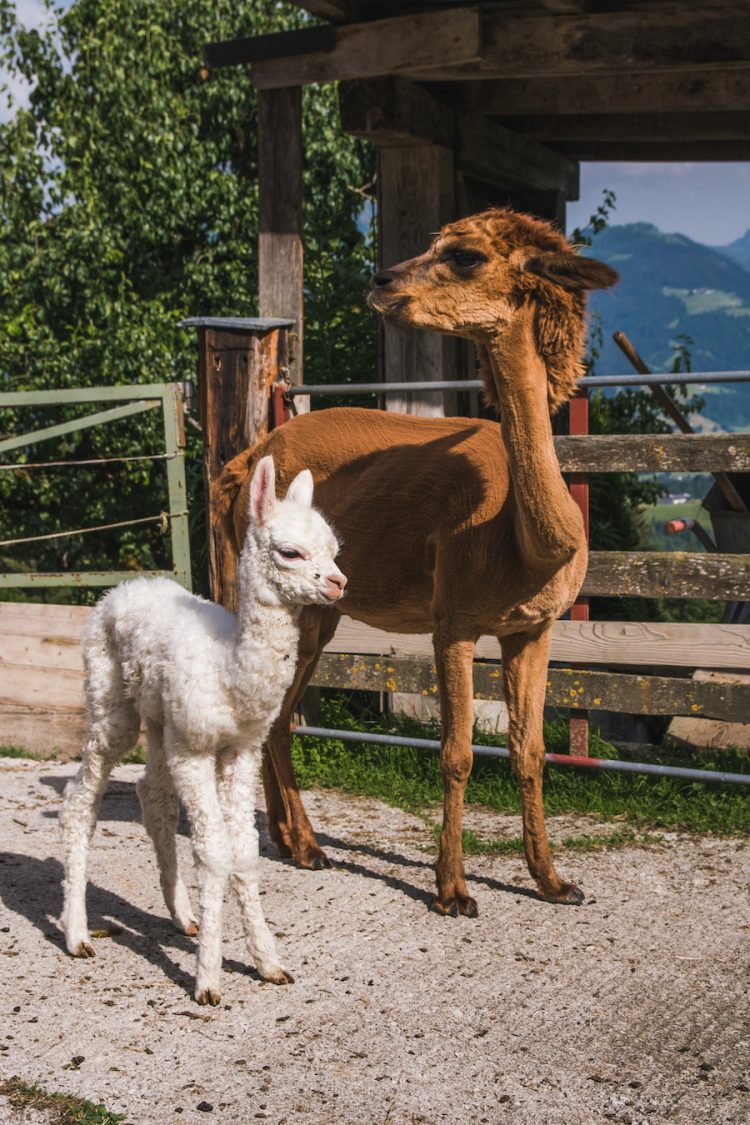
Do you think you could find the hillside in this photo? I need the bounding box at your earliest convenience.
[585,223,750,431]
[717,229,750,271]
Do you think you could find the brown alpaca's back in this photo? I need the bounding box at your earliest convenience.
[220,407,576,637]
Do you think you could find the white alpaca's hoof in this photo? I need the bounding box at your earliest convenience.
[173,914,199,937]
[195,986,221,1006]
[261,965,295,986]
[68,937,96,958]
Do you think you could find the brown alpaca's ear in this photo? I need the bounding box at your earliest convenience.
[526,253,619,293]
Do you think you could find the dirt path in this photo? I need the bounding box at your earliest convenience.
[1,759,749,1125]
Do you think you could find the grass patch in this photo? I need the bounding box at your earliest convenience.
[291,695,750,837]
[0,1077,125,1125]
[0,745,42,759]
[456,828,665,857]
[416,821,664,857]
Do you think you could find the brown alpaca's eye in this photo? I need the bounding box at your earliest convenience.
[444,248,487,271]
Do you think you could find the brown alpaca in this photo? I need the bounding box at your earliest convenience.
[219,209,618,916]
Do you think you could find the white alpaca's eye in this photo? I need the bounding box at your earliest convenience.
[277,548,302,560]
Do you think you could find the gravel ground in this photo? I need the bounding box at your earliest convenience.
[1,758,749,1125]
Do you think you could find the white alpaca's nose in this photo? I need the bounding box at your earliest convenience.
[325,572,347,600]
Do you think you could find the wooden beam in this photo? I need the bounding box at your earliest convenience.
[538,0,592,12]
[495,112,750,143]
[236,7,482,89]
[412,5,750,82]
[327,616,750,672]
[210,6,749,89]
[554,433,750,474]
[583,552,749,601]
[463,70,750,116]
[459,177,567,229]
[340,77,579,197]
[549,139,750,160]
[258,88,303,385]
[339,76,454,147]
[312,653,750,722]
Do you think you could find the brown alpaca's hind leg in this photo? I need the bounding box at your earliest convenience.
[500,627,583,905]
[432,630,479,918]
[261,607,340,870]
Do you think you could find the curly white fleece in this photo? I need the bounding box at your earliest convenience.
[59,458,345,1004]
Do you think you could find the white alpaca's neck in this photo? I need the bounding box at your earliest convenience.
[229,542,301,716]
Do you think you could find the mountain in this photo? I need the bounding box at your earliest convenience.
[716,229,750,271]
[584,223,750,431]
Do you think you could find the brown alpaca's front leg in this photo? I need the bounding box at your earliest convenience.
[500,626,583,905]
[264,714,330,870]
[262,607,340,871]
[432,630,479,917]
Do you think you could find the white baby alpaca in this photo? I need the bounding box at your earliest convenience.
[60,455,346,1004]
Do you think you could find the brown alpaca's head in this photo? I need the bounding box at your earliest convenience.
[368,208,618,413]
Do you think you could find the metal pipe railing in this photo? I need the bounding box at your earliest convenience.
[288,370,750,397]
[292,725,750,787]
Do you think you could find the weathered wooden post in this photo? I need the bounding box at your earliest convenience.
[258,87,304,390]
[180,317,293,612]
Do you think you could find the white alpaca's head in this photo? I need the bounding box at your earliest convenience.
[241,455,346,608]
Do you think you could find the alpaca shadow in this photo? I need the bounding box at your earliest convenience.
[0,852,262,998]
[39,775,189,833]
[312,830,541,905]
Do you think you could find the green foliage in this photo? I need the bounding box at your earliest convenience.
[0,1,375,598]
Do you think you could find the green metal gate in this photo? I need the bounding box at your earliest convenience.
[0,383,191,591]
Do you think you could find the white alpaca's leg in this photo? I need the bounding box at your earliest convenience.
[217,748,293,985]
[60,707,140,957]
[166,737,231,1005]
[136,720,197,936]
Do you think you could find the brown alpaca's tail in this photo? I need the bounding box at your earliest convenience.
[215,446,259,555]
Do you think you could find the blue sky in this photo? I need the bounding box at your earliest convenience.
[568,162,750,247]
[3,2,750,248]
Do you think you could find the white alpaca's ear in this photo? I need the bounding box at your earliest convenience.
[249,455,277,527]
[285,468,314,509]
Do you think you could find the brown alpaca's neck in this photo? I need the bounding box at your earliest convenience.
[483,306,584,566]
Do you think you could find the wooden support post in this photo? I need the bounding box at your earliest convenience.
[180,317,293,613]
[378,144,460,416]
[460,175,567,230]
[568,388,590,756]
[258,87,304,388]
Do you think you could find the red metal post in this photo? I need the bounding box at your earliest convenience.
[271,382,293,429]
[568,390,590,756]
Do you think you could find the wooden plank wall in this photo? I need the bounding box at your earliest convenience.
[0,603,89,757]
[2,603,749,755]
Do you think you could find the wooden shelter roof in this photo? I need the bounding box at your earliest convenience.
[206,1,750,162]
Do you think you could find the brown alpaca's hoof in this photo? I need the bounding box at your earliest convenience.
[539,882,584,906]
[431,894,479,918]
[296,845,331,871]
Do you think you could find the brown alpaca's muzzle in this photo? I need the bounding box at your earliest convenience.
[367,258,416,316]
